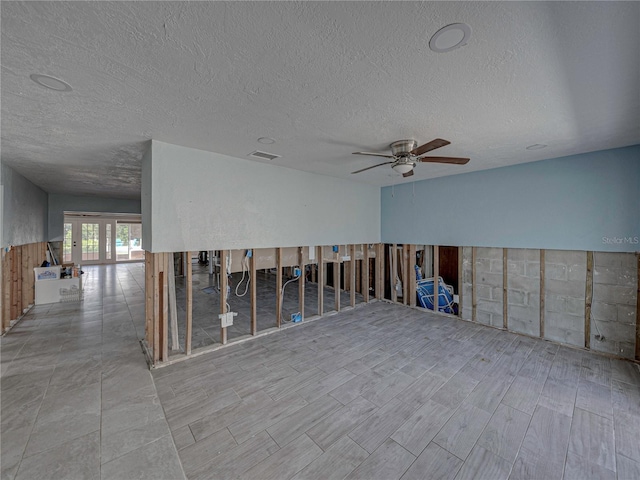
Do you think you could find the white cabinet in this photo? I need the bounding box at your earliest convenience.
[34,267,82,304]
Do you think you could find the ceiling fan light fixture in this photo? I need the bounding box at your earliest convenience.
[429,23,471,53]
[392,163,414,175]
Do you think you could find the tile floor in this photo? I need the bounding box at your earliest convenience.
[2,263,640,480]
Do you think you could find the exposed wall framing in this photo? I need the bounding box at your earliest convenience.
[1,242,48,333]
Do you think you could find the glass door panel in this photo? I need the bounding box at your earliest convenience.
[81,223,100,263]
[63,223,73,263]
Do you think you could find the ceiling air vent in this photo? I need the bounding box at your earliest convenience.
[248,150,280,161]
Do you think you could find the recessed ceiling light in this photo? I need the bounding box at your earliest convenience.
[526,144,547,150]
[29,74,73,92]
[429,23,471,53]
[257,137,276,145]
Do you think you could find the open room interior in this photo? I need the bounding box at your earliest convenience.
[2,2,639,480]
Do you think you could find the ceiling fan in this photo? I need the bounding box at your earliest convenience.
[351,139,469,177]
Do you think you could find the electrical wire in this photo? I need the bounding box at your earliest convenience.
[235,254,251,297]
[280,267,301,323]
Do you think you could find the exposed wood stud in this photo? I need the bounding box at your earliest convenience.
[145,251,153,347]
[503,248,508,330]
[162,253,169,361]
[168,254,179,351]
[471,246,477,321]
[458,247,463,318]
[363,244,370,303]
[375,244,383,299]
[402,245,409,305]
[433,246,439,312]
[186,251,193,355]
[408,244,417,307]
[334,256,341,312]
[585,251,593,349]
[153,252,160,364]
[391,244,398,303]
[350,244,356,307]
[220,250,228,344]
[635,253,640,361]
[540,249,545,338]
[317,246,324,316]
[299,247,305,319]
[250,250,257,335]
[276,247,282,327]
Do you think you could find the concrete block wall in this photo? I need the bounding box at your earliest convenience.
[474,247,504,328]
[507,249,540,337]
[543,250,586,348]
[591,252,638,359]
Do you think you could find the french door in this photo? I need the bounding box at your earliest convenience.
[63,219,116,265]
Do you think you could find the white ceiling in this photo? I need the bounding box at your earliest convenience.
[2,1,639,199]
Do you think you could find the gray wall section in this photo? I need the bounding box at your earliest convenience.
[461,246,473,320]
[2,163,48,247]
[591,252,637,359]
[544,250,586,348]
[382,145,640,252]
[474,247,504,328]
[48,194,141,241]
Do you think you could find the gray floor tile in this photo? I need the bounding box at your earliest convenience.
[568,408,615,471]
[349,398,416,454]
[433,402,492,460]
[400,442,462,480]
[345,439,415,480]
[101,417,172,465]
[291,436,369,480]
[454,445,511,480]
[391,399,455,456]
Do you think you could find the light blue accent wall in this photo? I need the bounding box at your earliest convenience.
[48,194,141,241]
[381,145,640,252]
[1,163,48,247]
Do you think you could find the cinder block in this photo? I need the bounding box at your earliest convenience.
[567,264,587,282]
[508,315,540,337]
[491,287,503,301]
[490,314,503,328]
[616,304,636,324]
[565,296,585,316]
[477,299,504,316]
[507,289,528,306]
[593,252,632,267]
[490,259,503,273]
[594,284,636,306]
[524,262,541,278]
[477,272,503,287]
[508,275,538,291]
[507,260,525,276]
[545,278,586,298]
[475,258,491,271]
[591,301,617,321]
[545,311,584,337]
[476,285,492,300]
[546,250,586,266]
[591,319,635,343]
[545,323,584,348]
[477,247,503,260]
[476,310,492,326]
[545,294,567,314]
[593,265,637,287]
[509,248,540,262]
[462,306,472,320]
[546,263,568,281]
[508,303,540,323]
[590,337,634,359]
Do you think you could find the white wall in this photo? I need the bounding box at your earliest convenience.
[144,141,380,252]
[48,193,141,241]
[2,163,48,247]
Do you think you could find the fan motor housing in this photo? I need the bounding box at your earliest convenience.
[390,140,417,157]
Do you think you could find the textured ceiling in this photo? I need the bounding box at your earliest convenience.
[2,1,639,199]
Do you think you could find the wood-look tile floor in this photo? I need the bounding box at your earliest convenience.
[154,301,640,480]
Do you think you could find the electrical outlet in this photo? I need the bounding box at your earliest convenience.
[218,312,237,328]
[294,267,301,277]
[341,255,351,261]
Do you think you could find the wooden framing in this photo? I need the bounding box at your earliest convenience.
[362,244,370,303]
[250,251,257,335]
[433,246,439,312]
[540,249,545,338]
[375,244,384,299]
[350,245,356,307]
[402,245,409,306]
[503,248,508,330]
[168,255,179,351]
[408,244,417,307]
[186,251,193,354]
[145,251,153,347]
[162,253,169,361]
[334,256,341,312]
[636,253,640,361]
[471,246,477,321]
[153,252,161,364]
[391,244,398,303]
[276,247,283,327]
[457,247,463,318]
[585,251,593,349]
[317,246,324,316]
[220,250,228,344]
[299,247,305,319]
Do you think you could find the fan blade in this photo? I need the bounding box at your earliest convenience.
[403,170,414,178]
[418,156,470,165]
[351,161,394,174]
[410,138,450,156]
[352,152,395,159]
